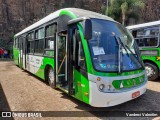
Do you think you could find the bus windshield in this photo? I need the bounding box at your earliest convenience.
[88,19,143,72]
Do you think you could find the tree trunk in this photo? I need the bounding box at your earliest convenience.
[122,14,126,25]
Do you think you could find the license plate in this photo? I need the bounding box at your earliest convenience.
[132,91,140,99]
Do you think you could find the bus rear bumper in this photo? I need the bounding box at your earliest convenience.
[89,81,147,107]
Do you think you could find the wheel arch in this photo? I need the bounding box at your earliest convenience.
[143,59,159,77]
[44,64,54,82]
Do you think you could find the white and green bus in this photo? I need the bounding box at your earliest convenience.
[127,21,160,81]
[13,8,147,107]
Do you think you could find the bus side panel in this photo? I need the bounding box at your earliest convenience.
[19,50,23,68]
[73,70,89,104]
[23,54,26,69]
[35,57,54,80]
[13,48,20,65]
[142,55,160,69]
[26,55,35,73]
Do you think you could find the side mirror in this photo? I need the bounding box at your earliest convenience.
[83,19,92,40]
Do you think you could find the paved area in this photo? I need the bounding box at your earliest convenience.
[0,61,160,120]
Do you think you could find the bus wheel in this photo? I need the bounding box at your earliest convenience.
[145,63,158,81]
[47,67,55,88]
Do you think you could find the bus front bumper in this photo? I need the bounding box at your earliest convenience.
[89,81,147,107]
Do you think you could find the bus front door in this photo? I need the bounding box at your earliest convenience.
[22,36,26,69]
[19,37,23,68]
[56,33,68,92]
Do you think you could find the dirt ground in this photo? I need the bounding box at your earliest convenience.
[0,61,160,120]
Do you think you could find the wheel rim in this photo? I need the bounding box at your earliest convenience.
[145,65,155,78]
[49,69,54,84]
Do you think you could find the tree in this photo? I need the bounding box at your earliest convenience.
[106,0,145,25]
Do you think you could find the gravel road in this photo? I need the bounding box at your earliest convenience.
[0,61,160,120]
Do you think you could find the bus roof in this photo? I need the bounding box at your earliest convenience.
[15,8,114,37]
[126,20,160,30]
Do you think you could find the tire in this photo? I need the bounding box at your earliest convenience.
[47,67,55,88]
[145,62,158,81]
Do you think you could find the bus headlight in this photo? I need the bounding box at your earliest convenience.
[99,84,105,90]
[98,84,115,92]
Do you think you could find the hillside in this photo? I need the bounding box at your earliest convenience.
[0,0,159,49]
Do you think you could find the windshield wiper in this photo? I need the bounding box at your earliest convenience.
[114,36,122,74]
[118,37,144,69]
[117,37,130,57]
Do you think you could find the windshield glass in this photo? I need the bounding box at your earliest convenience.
[88,19,143,72]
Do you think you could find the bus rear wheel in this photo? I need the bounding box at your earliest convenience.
[47,67,55,88]
[145,62,158,81]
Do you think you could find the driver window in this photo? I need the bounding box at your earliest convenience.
[72,29,86,70]
[78,41,86,70]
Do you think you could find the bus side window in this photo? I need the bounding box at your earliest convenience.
[17,38,19,49]
[35,28,44,54]
[136,38,144,47]
[44,23,57,57]
[132,30,137,38]
[72,30,77,63]
[143,37,158,47]
[14,38,15,48]
[14,38,17,48]
[16,38,18,48]
[27,32,34,54]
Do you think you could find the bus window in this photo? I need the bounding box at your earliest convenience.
[17,38,20,49]
[44,23,57,57]
[135,38,144,47]
[14,38,15,48]
[14,38,17,48]
[145,27,159,36]
[78,41,86,70]
[132,30,137,38]
[136,29,144,37]
[27,32,34,54]
[143,37,158,47]
[35,28,44,54]
[72,29,86,70]
[133,27,159,47]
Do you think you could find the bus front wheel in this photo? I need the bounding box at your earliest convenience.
[145,62,158,81]
[47,67,55,88]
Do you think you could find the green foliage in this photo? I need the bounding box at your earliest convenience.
[105,0,145,25]
[0,38,13,50]
[121,2,128,15]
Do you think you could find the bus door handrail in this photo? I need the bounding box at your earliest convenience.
[56,53,67,75]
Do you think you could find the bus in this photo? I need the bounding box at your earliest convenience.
[13,8,147,107]
[127,21,160,81]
